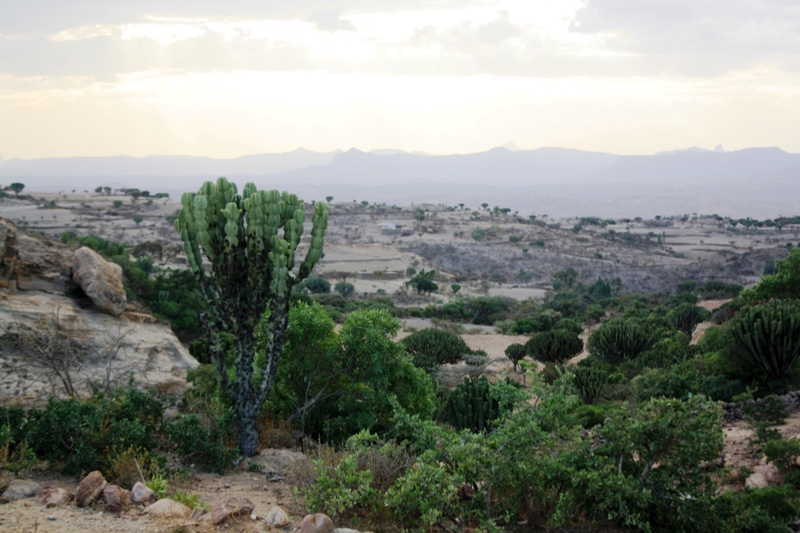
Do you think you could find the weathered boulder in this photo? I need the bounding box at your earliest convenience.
[102,484,130,512]
[72,246,126,316]
[131,481,156,505]
[211,496,255,525]
[264,505,291,528]
[75,471,106,507]
[2,479,41,500]
[37,486,73,507]
[745,463,780,489]
[247,448,307,475]
[300,513,334,533]
[144,498,192,519]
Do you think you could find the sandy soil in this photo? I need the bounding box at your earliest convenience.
[0,469,304,533]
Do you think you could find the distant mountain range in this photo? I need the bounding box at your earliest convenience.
[1,146,799,218]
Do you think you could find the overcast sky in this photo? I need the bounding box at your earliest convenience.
[1,0,799,159]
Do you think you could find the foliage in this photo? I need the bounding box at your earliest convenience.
[525,330,583,364]
[165,411,237,474]
[271,305,435,443]
[174,178,328,457]
[471,227,486,241]
[146,473,169,500]
[334,281,355,298]
[9,182,24,196]
[504,343,527,371]
[730,300,800,386]
[668,303,710,336]
[406,269,438,295]
[588,319,656,365]
[402,328,471,372]
[750,248,800,300]
[465,296,510,324]
[301,275,331,294]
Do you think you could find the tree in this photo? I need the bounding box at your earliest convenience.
[407,269,438,295]
[466,296,509,324]
[525,330,583,364]
[504,343,527,371]
[730,300,800,387]
[751,248,800,301]
[132,216,143,228]
[103,186,111,195]
[301,275,331,294]
[9,183,24,197]
[112,200,123,208]
[326,196,333,204]
[175,178,328,458]
[95,186,103,194]
[481,203,489,210]
[450,283,461,295]
[334,281,355,298]
[553,268,578,289]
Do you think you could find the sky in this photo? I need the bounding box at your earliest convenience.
[1,0,800,159]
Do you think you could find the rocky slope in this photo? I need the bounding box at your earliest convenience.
[0,218,197,404]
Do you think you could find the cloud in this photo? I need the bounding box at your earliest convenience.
[306,10,357,32]
[570,0,800,74]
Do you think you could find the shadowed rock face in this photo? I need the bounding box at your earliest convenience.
[72,246,127,316]
[0,217,198,404]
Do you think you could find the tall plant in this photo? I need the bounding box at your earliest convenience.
[175,178,327,458]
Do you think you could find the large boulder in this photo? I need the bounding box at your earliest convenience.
[300,513,334,533]
[211,496,254,525]
[2,479,41,500]
[75,471,106,507]
[144,498,192,519]
[72,246,126,316]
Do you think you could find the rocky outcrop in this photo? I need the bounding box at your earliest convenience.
[72,246,126,316]
[0,219,198,403]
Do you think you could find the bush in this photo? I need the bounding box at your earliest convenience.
[402,328,471,371]
[334,281,355,298]
[587,319,656,365]
[668,303,709,336]
[525,330,583,364]
[302,275,332,294]
[165,412,237,473]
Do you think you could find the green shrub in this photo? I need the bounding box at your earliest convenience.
[402,328,471,371]
[587,319,655,365]
[741,395,789,425]
[301,275,332,294]
[573,367,607,404]
[525,330,583,364]
[764,437,800,474]
[440,376,504,433]
[334,281,355,298]
[668,303,710,336]
[165,413,237,474]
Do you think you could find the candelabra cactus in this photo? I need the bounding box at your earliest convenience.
[504,343,527,371]
[525,330,584,364]
[175,178,328,458]
[573,367,606,404]
[587,319,655,365]
[730,300,800,387]
[443,376,501,433]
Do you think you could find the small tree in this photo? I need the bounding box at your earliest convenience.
[10,183,24,197]
[504,343,527,371]
[326,196,333,204]
[525,330,583,364]
[132,216,143,228]
[407,269,438,295]
[112,200,123,208]
[471,228,486,241]
[451,283,461,295]
[301,275,331,294]
[334,281,355,298]
[175,178,328,458]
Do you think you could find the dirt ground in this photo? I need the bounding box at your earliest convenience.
[0,469,305,533]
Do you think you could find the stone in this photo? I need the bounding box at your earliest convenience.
[102,484,130,512]
[211,496,255,525]
[745,464,780,489]
[333,529,360,533]
[2,479,42,500]
[247,448,307,475]
[143,498,192,519]
[75,471,107,507]
[300,513,334,533]
[37,487,73,507]
[131,482,156,506]
[264,505,291,528]
[72,246,127,316]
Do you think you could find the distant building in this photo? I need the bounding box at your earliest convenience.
[378,221,413,236]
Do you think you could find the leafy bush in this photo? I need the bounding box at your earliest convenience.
[165,412,237,473]
[573,367,607,404]
[334,281,355,298]
[301,275,332,294]
[668,303,710,336]
[402,328,471,371]
[439,376,505,433]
